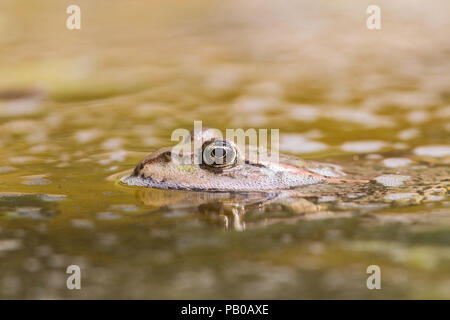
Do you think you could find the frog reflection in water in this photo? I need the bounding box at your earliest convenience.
[121,128,448,230]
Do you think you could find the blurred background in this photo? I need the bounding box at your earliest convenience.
[0,0,449,299]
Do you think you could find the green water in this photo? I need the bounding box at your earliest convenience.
[0,0,449,299]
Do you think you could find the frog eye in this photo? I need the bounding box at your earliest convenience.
[202,140,237,169]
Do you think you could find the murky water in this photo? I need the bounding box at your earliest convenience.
[0,0,449,299]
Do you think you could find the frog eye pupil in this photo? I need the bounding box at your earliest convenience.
[212,147,226,158]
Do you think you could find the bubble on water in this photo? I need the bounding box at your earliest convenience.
[435,105,450,119]
[393,143,408,150]
[375,174,410,187]
[134,103,165,117]
[204,66,240,91]
[326,108,394,128]
[56,162,70,168]
[71,219,94,229]
[110,204,139,212]
[21,178,51,185]
[12,207,43,219]
[9,156,37,164]
[0,166,16,173]
[98,233,118,246]
[74,129,102,144]
[248,81,283,97]
[23,257,41,273]
[308,163,345,177]
[366,154,382,159]
[35,245,52,257]
[407,110,430,123]
[44,113,63,128]
[303,129,323,139]
[132,124,156,137]
[341,140,386,153]
[384,193,419,201]
[289,104,319,122]
[336,202,388,211]
[142,137,162,147]
[102,138,123,150]
[381,92,437,109]
[347,193,365,199]
[21,175,51,186]
[383,157,413,168]
[26,131,47,144]
[98,150,127,165]
[234,96,276,113]
[280,134,328,153]
[163,211,189,218]
[397,128,419,140]
[48,254,66,268]
[318,196,337,202]
[28,145,48,154]
[36,223,48,233]
[0,88,44,112]
[238,113,267,126]
[96,212,122,220]
[0,120,41,134]
[414,145,450,157]
[45,270,66,290]
[308,242,325,254]
[1,275,21,296]
[426,195,445,201]
[40,194,67,202]
[0,239,22,252]
[0,99,43,117]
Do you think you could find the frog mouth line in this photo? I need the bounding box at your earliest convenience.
[120,174,280,193]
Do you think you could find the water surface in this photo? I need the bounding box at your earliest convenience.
[0,0,449,299]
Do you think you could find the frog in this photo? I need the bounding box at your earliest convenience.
[122,127,369,192]
[119,128,449,230]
